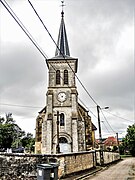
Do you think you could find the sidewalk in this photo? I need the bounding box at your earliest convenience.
[86,157,135,180]
[61,166,102,180]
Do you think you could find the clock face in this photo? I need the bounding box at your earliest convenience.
[57,92,67,102]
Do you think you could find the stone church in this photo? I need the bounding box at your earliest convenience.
[35,10,97,154]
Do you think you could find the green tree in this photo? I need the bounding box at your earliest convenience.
[123,124,135,156]
[119,144,125,155]
[0,116,4,124]
[0,113,25,149]
[0,113,35,152]
[5,113,15,124]
[0,114,16,148]
[21,133,35,152]
[112,145,118,152]
[0,124,14,148]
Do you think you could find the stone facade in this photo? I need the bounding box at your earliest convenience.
[35,11,97,154]
[35,101,97,154]
[35,58,97,154]
[42,57,79,154]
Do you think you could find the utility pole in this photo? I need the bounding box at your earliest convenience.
[56,111,60,154]
[116,132,120,153]
[97,105,104,165]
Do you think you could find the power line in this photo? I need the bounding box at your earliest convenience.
[0,0,48,60]
[27,0,99,117]
[104,110,134,123]
[78,98,97,118]
[28,0,98,106]
[100,109,116,133]
[2,0,131,141]
[27,0,60,59]
[2,0,98,108]
[0,103,42,109]
[101,121,111,134]
[27,0,134,127]
[101,132,117,137]
[2,0,131,131]
[0,0,98,120]
[2,0,100,123]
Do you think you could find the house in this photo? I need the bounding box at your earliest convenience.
[102,136,118,151]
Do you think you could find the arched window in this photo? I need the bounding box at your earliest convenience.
[59,137,68,143]
[56,70,60,84]
[64,70,68,84]
[60,113,65,126]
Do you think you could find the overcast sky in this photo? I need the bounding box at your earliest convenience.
[0,0,134,138]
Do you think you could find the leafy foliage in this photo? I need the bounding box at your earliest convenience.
[112,145,118,152]
[0,123,14,148]
[0,113,35,152]
[119,144,125,155]
[21,133,35,152]
[0,113,19,149]
[121,124,135,156]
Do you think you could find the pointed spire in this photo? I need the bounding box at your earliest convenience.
[55,3,70,57]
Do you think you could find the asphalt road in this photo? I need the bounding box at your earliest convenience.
[86,157,135,180]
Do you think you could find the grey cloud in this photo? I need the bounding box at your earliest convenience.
[0,0,134,136]
[0,43,46,108]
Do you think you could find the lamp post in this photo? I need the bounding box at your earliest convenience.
[97,105,109,165]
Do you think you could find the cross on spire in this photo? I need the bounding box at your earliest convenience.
[55,0,70,57]
[61,1,65,17]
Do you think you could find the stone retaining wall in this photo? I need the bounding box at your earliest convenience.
[96,151,120,165]
[58,151,96,177]
[0,151,120,179]
[0,153,49,179]
[104,151,120,164]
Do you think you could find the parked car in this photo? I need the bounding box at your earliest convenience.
[12,147,24,153]
[0,148,5,152]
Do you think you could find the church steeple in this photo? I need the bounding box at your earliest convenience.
[55,9,70,57]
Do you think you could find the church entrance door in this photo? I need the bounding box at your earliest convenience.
[59,137,71,153]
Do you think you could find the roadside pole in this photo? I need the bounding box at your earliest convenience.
[97,105,104,165]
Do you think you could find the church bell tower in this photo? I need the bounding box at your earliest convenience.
[41,9,79,154]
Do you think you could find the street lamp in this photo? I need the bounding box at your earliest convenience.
[97,105,109,165]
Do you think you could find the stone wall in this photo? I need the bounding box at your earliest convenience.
[96,151,120,165]
[104,152,120,164]
[0,151,120,179]
[0,152,95,179]
[58,151,96,177]
[0,153,50,179]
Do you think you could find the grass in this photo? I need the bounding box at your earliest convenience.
[120,154,132,158]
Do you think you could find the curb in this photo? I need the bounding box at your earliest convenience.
[75,167,103,180]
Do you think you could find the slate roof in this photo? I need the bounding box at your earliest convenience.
[55,11,70,57]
